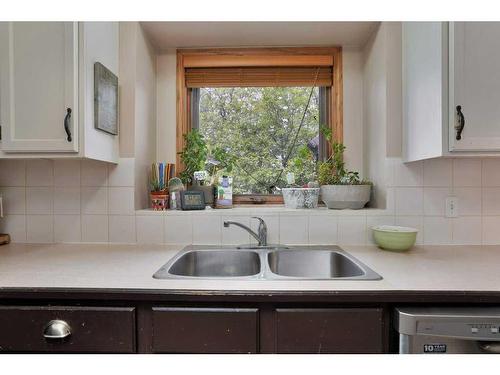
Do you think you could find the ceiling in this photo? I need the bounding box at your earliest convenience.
[141,22,380,50]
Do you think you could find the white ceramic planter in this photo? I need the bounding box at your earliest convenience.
[282,188,320,209]
[320,184,371,209]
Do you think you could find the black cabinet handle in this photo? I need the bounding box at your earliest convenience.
[64,108,72,142]
[456,105,465,141]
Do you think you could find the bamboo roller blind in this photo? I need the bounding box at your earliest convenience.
[184,66,333,87]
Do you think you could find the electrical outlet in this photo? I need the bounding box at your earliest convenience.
[445,197,458,218]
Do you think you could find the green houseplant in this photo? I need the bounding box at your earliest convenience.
[318,126,372,209]
[178,130,235,205]
[281,146,320,209]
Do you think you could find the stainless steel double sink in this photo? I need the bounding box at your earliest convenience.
[153,245,382,280]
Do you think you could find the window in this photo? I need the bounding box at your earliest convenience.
[192,86,326,194]
[177,48,343,203]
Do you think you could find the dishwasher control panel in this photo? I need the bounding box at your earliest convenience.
[417,321,500,339]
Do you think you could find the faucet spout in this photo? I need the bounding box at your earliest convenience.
[223,217,268,247]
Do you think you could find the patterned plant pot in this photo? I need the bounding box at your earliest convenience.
[282,188,320,209]
[150,191,168,211]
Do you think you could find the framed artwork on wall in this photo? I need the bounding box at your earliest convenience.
[94,62,118,135]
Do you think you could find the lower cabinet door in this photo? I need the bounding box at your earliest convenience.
[152,307,258,353]
[0,306,136,353]
[275,308,385,353]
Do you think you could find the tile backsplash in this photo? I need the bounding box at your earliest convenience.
[0,157,498,245]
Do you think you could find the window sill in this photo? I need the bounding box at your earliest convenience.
[136,206,392,216]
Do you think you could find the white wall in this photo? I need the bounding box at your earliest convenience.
[119,22,157,210]
[134,24,157,210]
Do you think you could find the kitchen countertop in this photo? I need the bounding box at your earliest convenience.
[0,243,499,294]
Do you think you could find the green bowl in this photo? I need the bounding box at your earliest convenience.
[372,225,418,252]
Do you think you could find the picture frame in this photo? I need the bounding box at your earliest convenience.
[94,62,118,135]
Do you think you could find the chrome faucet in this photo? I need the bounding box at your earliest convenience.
[223,217,268,247]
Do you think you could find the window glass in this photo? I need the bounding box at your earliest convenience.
[195,87,321,195]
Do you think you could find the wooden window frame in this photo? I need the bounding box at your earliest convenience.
[176,47,343,205]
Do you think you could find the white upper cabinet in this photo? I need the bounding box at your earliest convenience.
[403,22,500,161]
[0,22,78,152]
[0,22,119,162]
[450,22,500,151]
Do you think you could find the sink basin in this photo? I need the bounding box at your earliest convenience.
[267,250,366,279]
[153,246,382,281]
[154,250,261,278]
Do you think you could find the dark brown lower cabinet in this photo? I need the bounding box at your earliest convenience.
[275,308,384,353]
[0,306,136,353]
[151,307,259,353]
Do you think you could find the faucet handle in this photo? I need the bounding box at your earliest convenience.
[251,216,266,227]
[251,217,267,246]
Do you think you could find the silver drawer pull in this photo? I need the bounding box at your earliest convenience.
[43,320,71,340]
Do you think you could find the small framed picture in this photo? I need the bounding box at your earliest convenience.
[94,62,118,135]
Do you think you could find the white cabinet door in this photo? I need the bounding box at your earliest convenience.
[0,22,78,152]
[450,22,500,151]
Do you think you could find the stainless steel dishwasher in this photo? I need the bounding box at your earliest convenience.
[396,307,500,354]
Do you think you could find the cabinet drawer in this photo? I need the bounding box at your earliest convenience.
[152,307,258,353]
[276,308,384,353]
[0,306,135,353]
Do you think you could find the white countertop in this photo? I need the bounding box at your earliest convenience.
[0,243,498,292]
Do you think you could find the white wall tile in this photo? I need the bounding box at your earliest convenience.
[367,215,396,245]
[482,188,500,215]
[53,160,80,187]
[453,159,481,187]
[54,187,80,214]
[0,215,26,242]
[395,187,423,215]
[0,187,26,214]
[482,159,500,186]
[108,187,135,215]
[81,187,108,214]
[108,158,135,187]
[54,214,81,243]
[483,216,500,244]
[393,160,423,187]
[109,215,136,244]
[0,160,25,186]
[279,215,309,245]
[26,187,53,214]
[308,215,338,245]
[250,215,280,245]
[423,159,452,187]
[192,214,221,245]
[424,216,452,245]
[164,214,192,245]
[338,216,366,245]
[26,159,53,187]
[453,187,481,216]
[81,159,108,187]
[423,187,451,216]
[136,215,164,244]
[27,215,53,243]
[222,216,250,245]
[395,216,423,244]
[81,215,108,243]
[452,216,481,245]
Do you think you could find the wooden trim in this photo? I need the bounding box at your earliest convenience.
[183,54,334,68]
[176,47,343,195]
[233,194,284,205]
[332,48,343,143]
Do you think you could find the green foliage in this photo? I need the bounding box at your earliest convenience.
[178,129,236,185]
[206,146,235,185]
[318,125,371,186]
[178,130,208,185]
[199,87,319,194]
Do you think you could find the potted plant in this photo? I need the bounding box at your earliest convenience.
[281,145,320,209]
[178,130,234,205]
[318,127,372,209]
